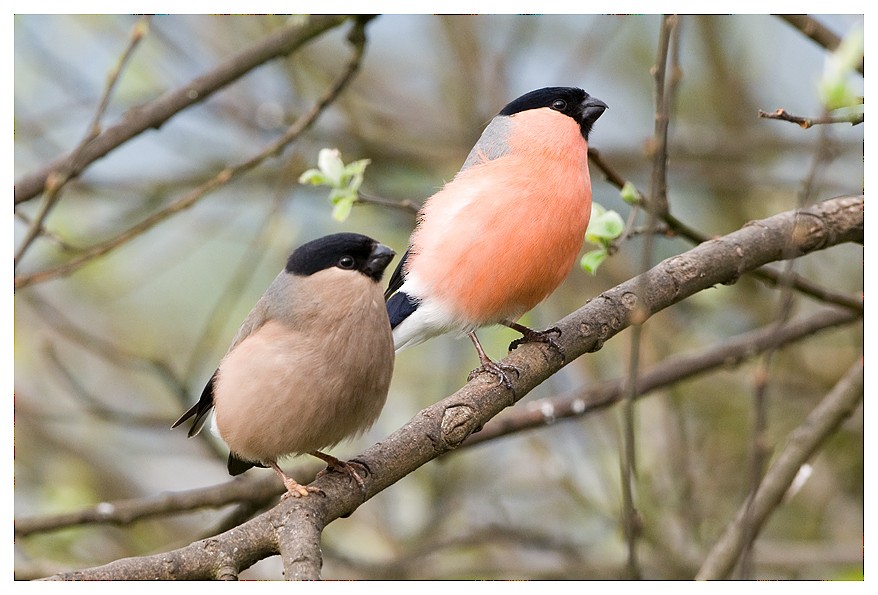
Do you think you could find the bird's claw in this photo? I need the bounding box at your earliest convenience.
[508,326,565,361]
[280,479,324,499]
[467,360,520,390]
[315,455,369,498]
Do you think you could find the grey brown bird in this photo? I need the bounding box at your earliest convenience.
[173,233,396,497]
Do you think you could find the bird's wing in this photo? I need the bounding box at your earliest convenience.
[171,370,218,436]
[384,246,411,300]
[172,285,273,435]
[226,297,271,352]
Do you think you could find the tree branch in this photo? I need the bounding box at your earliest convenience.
[695,357,864,580]
[740,84,839,578]
[14,15,351,205]
[759,107,863,128]
[356,191,420,214]
[37,194,862,580]
[460,307,860,447]
[587,146,863,314]
[14,16,151,267]
[16,474,283,537]
[14,17,371,290]
[20,306,859,539]
[776,15,864,76]
[618,14,682,578]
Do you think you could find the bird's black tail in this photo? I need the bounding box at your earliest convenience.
[227,453,265,476]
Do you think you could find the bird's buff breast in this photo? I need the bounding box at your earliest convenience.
[212,283,393,462]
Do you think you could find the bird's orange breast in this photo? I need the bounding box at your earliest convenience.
[408,110,592,325]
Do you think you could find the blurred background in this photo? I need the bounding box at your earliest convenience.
[14,14,863,579]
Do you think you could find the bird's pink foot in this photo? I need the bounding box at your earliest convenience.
[269,461,323,499]
[280,478,324,499]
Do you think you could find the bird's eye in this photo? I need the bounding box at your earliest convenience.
[551,99,567,111]
[338,256,355,269]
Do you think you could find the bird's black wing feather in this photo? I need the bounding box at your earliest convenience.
[384,247,410,300]
[174,372,266,476]
[386,291,419,329]
[171,370,218,437]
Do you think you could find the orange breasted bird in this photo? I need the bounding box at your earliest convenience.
[385,87,607,385]
[173,233,396,497]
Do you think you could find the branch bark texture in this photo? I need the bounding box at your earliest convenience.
[462,306,861,447]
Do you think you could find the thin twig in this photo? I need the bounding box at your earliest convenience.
[14,211,78,252]
[586,147,863,314]
[84,17,152,142]
[14,15,351,205]
[619,13,680,579]
[14,18,370,291]
[775,15,864,76]
[588,147,708,246]
[356,191,420,214]
[647,15,678,219]
[696,357,863,580]
[739,109,836,578]
[751,265,862,313]
[759,108,863,128]
[14,16,150,268]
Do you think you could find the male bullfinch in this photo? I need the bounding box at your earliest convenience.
[173,233,396,497]
[385,87,607,385]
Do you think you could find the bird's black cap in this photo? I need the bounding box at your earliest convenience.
[499,86,608,139]
[286,233,395,282]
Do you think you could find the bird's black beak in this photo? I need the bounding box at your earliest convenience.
[578,95,607,140]
[365,243,396,281]
[581,95,608,128]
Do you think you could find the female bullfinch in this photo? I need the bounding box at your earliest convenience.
[173,233,396,497]
[385,87,607,385]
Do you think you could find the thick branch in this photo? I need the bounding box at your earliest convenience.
[588,147,861,314]
[39,194,863,580]
[41,516,283,580]
[14,15,350,205]
[462,306,860,447]
[24,306,860,538]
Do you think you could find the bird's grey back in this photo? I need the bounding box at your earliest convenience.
[225,270,297,353]
[460,115,513,171]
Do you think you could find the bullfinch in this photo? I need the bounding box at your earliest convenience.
[173,233,396,497]
[385,87,607,385]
